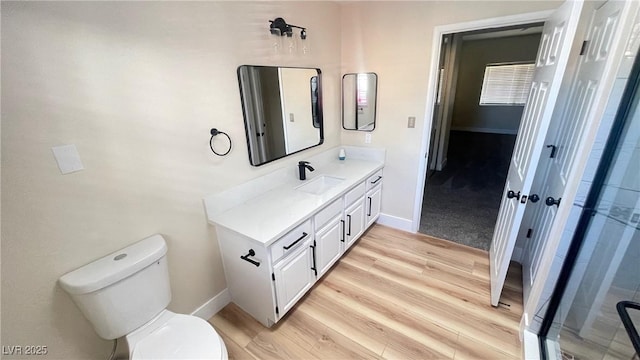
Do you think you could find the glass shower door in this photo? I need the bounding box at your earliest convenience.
[542,71,640,359]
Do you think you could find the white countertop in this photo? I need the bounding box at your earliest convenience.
[205,149,384,246]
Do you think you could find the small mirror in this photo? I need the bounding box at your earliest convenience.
[238,65,323,166]
[342,73,378,131]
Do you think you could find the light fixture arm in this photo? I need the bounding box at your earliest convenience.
[269,17,307,39]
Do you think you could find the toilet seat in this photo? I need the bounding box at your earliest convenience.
[128,311,227,359]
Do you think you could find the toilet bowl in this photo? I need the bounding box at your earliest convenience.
[58,234,228,360]
[126,310,227,360]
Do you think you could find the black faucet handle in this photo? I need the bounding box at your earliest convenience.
[298,161,312,180]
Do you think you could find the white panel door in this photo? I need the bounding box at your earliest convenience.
[521,0,626,307]
[366,187,382,228]
[345,200,365,250]
[273,241,314,318]
[315,217,343,276]
[490,0,585,306]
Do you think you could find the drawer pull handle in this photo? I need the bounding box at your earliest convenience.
[283,232,308,250]
[310,241,318,276]
[347,215,352,236]
[367,196,372,216]
[340,220,345,242]
[371,176,382,185]
[240,249,260,267]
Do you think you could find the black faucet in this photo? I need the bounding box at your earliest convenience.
[298,161,315,180]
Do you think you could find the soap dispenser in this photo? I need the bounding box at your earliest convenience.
[339,148,346,160]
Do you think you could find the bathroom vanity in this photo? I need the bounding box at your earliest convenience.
[204,146,384,327]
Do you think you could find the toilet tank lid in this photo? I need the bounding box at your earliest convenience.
[59,234,168,295]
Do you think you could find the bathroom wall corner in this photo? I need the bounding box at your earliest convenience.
[191,288,231,321]
[376,213,414,233]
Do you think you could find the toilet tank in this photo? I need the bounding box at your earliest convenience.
[58,235,172,340]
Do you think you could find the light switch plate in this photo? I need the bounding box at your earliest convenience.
[408,116,416,128]
[365,133,372,144]
[52,144,84,174]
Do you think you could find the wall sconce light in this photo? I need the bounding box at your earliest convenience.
[269,17,307,40]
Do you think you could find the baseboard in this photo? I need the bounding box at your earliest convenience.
[191,288,231,320]
[376,213,414,233]
[450,126,518,135]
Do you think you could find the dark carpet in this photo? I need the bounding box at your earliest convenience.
[419,131,516,251]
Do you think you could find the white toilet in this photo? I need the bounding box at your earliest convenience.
[58,234,228,360]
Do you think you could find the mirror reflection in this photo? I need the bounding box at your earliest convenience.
[342,73,378,131]
[238,65,323,166]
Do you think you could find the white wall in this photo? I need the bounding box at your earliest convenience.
[1,2,341,359]
[340,1,561,227]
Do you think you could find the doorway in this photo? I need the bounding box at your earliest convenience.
[420,26,543,251]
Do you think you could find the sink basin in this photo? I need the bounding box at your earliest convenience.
[295,175,345,195]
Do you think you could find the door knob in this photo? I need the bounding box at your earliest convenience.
[545,196,561,207]
[529,194,540,203]
[507,190,521,200]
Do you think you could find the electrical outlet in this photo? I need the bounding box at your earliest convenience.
[408,116,416,128]
[365,133,372,144]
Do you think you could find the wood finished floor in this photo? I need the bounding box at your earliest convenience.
[209,224,524,360]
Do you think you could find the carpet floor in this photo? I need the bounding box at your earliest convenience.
[419,131,516,251]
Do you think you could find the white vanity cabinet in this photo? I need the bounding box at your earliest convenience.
[215,180,378,327]
[216,219,316,327]
[206,149,385,328]
[365,169,383,228]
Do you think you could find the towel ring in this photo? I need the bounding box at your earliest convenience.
[209,128,232,156]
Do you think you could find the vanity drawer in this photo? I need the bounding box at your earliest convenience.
[366,169,383,191]
[344,182,366,207]
[314,198,343,230]
[270,220,312,263]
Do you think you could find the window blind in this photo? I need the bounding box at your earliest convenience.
[480,63,535,106]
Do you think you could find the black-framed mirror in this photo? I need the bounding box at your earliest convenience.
[342,73,377,131]
[238,65,323,166]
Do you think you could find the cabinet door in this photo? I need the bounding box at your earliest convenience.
[315,216,343,276]
[366,186,382,228]
[273,241,314,318]
[345,200,365,250]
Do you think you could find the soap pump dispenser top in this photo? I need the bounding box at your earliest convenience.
[339,148,346,160]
